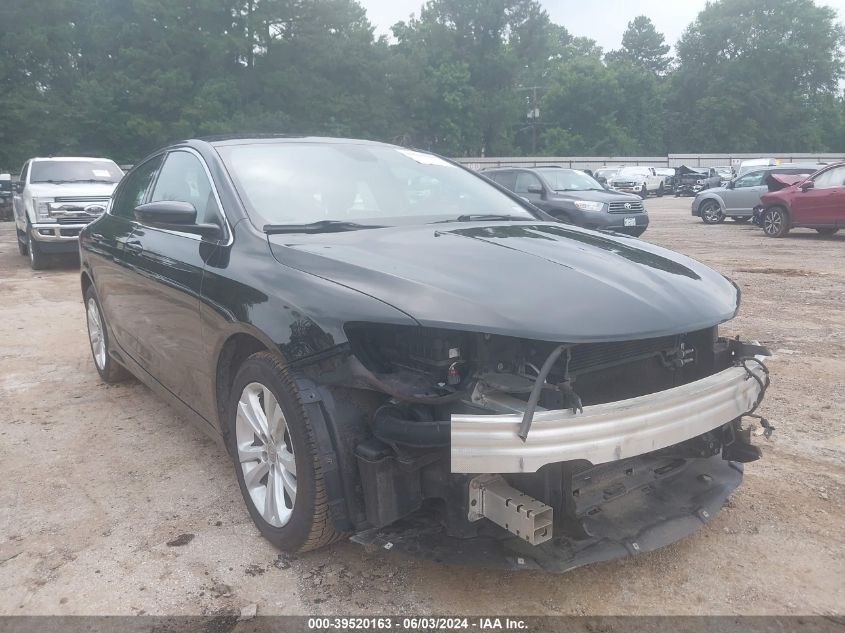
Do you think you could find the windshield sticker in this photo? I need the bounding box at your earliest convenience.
[92,169,111,177]
[396,149,455,168]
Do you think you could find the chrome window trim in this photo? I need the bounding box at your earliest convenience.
[110,148,234,247]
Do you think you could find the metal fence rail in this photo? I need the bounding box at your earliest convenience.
[456,153,844,171]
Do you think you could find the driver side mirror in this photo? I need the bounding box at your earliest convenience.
[526,184,544,195]
[725,180,734,189]
[14,181,23,194]
[134,201,221,239]
[800,180,815,192]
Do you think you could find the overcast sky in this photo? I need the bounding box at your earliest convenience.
[362,0,845,52]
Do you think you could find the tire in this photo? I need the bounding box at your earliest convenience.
[227,352,340,553]
[700,200,725,224]
[657,183,664,197]
[732,217,750,223]
[639,186,649,200]
[762,207,790,238]
[815,228,839,235]
[84,285,132,383]
[16,229,28,256]
[28,236,48,270]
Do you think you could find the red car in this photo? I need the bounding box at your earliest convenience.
[757,162,845,237]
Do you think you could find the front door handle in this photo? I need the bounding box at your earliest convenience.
[115,237,143,254]
[123,239,143,254]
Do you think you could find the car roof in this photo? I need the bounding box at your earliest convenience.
[199,135,397,149]
[30,156,117,162]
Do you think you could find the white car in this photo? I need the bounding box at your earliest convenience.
[13,157,123,269]
[609,166,665,198]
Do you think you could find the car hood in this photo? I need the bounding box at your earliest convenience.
[547,189,641,203]
[610,174,647,183]
[268,222,739,343]
[26,182,118,198]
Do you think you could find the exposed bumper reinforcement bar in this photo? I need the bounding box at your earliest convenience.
[451,355,768,474]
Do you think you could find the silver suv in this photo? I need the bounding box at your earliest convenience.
[691,164,823,224]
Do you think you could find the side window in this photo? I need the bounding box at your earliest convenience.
[514,172,542,194]
[813,166,845,189]
[150,151,222,227]
[492,171,517,191]
[734,171,764,188]
[111,156,163,219]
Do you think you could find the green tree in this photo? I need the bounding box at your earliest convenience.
[667,0,845,152]
[605,16,671,75]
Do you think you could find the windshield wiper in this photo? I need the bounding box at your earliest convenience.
[433,214,534,223]
[263,220,386,234]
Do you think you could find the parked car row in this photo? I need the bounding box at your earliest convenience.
[691,162,843,237]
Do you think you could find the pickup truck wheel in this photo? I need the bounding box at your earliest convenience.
[657,183,664,197]
[16,229,28,256]
[762,207,790,238]
[815,228,838,235]
[639,187,649,199]
[84,286,131,383]
[28,237,48,270]
[227,352,340,553]
[700,200,725,224]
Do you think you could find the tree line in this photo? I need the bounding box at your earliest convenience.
[0,0,843,168]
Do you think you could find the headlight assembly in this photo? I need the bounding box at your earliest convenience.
[33,198,53,220]
[573,200,604,212]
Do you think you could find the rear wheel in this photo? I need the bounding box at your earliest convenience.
[816,228,839,235]
[762,207,790,238]
[84,286,131,383]
[227,352,340,553]
[700,200,725,224]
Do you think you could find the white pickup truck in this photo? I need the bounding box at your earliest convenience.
[608,166,665,198]
[14,157,123,269]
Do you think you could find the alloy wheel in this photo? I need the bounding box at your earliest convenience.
[86,297,107,370]
[702,202,723,223]
[763,210,783,236]
[235,382,297,527]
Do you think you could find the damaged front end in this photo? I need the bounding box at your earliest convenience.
[305,322,771,572]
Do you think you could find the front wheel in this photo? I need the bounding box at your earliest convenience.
[28,236,48,270]
[639,187,649,199]
[700,201,725,224]
[657,183,664,197]
[762,207,790,238]
[227,352,340,553]
[16,229,28,256]
[816,228,839,235]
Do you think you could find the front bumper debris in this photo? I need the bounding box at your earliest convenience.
[353,453,744,573]
[451,354,768,474]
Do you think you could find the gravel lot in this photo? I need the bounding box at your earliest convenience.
[0,198,843,617]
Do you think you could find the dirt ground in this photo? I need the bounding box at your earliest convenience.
[0,199,843,617]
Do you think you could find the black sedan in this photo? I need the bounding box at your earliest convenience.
[483,167,649,236]
[79,136,769,572]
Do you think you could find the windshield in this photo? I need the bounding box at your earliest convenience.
[30,160,123,184]
[617,167,650,177]
[536,168,603,192]
[217,142,533,226]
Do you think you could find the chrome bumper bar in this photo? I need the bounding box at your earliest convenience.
[30,223,88,242]
[451,356,767,474]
